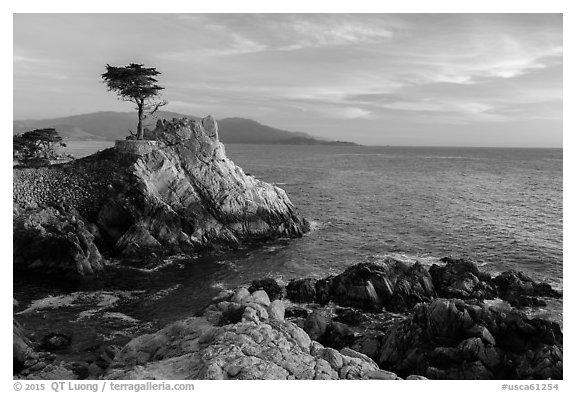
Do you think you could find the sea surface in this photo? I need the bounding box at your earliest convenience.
[14,143,563,359]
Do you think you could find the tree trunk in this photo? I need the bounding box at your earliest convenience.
[137,104,144,140]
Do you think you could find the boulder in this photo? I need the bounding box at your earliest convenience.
[323,322,355,350]
[429,258,561,308]
[285,306,309,319]
[39,332,72,351]
[243,290,271,307]
[429,257,497,300]
[494,270,561,308]
[231,287,250,303]
[13,206,104,276]
[303,310,331,341]
[377,299,562,379]
[14,320,34,373]
[267,300,285,321]
[249,278,284,300]
[286,278,317,303]
[106,315,395,380]
[295,260,436,312]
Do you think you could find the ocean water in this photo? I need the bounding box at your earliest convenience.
[225,145,563,287]
[14,144,563,357]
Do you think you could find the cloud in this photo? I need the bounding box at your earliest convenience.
[378,100,492,116]
[200,34,268,57]
[337,107,372,119]
[278,19,394,51]
[13,14,562,146]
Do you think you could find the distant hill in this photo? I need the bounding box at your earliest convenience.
[13,111,358,146]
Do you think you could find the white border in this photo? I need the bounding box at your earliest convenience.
[3,1,572,390]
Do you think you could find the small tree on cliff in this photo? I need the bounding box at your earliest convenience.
[13,128,66,161]
[101,63,167,140]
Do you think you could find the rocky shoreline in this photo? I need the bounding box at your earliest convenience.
[14,256,562,380]
[13,116,309,277]
[13,116,562,380]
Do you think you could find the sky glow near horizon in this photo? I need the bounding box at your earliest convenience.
[13,13,562,147]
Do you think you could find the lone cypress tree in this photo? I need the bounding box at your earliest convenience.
[101,63,166,140]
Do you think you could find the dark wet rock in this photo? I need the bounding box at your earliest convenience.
[303,310,331,341]
[323,322,355,350]
[68,361,90,379]
[429,258,561,308]
[302,310,354,350]
[249,278,284,300]
[377,299,562,379]
[286,278,317,303]
[14,320,34,373]
[94,345,122,370]
[293,260,436,312]
[351,331,386,360]
[285,306,309,319]
[88,363,105,378]
[333,307,365,326]
[429,257,497,301]
[203,301,246,326]
[39,332,72,351]
[20,362,78,380]
[494,270,561,308]
[13,206,104,276]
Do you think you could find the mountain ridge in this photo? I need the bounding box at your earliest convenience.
[13,111,358,146]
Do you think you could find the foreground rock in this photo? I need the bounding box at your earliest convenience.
[14,259,561,380]
[283,258,562,379]
[14,320,34,373]
[105,287,409,380]
[13,116,309,275]
[378,298,562,379]
[102,266,561,380]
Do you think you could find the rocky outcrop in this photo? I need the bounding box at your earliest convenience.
[105,287,409,380]
[279,259,562,380]
[13,116,309,274]
[14,320,34,373]
[286,257,560,312]
[13,260,561,380]
[429,257,561,308]
[429,257,497,301]
[377,299,562,379]
[13,318,79,379]
[100,116,308,257]
[13,205,104,275]
[287,259,435,312]
[494,270,561,308]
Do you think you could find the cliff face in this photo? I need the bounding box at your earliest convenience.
[13,116,309,275]
[101,116,309,256]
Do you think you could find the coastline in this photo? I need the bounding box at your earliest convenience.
[14,255,563,380]
[13,118,563,380]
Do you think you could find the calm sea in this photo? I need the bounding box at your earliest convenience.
[14,143,563,356]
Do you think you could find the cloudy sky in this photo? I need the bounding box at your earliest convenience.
[13,13,562,146]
